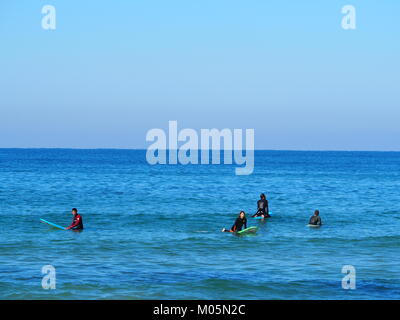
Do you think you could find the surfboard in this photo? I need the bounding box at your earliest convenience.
[307,224,321,228]
[40,218,65,230]
[252,212,272,219]
[236,226,258,235]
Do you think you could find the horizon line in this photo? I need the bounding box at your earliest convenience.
[0,147,399,153]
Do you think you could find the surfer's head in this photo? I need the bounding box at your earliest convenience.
[260,193,266,199]
[239,211,246,219]
[314,210,319,216]
[72,208,78,215]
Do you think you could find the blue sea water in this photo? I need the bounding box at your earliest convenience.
[0,149,399,299]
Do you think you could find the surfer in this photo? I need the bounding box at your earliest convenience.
[65,208,84,230]
[222,211,247,232]
[252,193,270,218]
[308,210,322,226]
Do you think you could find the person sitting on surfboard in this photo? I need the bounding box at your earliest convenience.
[308,210,322,226]
[252,193,270,218]
[222,211,247,232]
[65,208,84,230]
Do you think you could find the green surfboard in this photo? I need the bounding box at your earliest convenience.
[236,226,258,235]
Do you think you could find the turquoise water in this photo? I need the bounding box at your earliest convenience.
[0,149,399,299]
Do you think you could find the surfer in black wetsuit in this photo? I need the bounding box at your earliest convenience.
[66,208,84,230]
[222,211,247,233]
[308,210,322,226]
[252,193,270,218]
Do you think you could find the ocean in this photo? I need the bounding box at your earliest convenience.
[0,149,399,299]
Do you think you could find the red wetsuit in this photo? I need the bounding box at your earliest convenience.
[67,214,83,230]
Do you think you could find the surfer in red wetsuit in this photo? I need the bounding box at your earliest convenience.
[66,208,84,230]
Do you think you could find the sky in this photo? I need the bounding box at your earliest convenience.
[0,0,399,150]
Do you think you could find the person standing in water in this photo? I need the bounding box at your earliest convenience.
[252,193,270,218]
[308,210,322,226]
[65,208,84,230]
[222,211,247,232]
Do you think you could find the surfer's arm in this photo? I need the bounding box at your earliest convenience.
[253,209,262,217]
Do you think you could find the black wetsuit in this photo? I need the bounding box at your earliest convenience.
[253,199,270,217]
[231,217,247,232]
[309,215,321,226]
[68,214,84,230]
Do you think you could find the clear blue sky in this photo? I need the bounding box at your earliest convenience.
[0,0,399,150]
